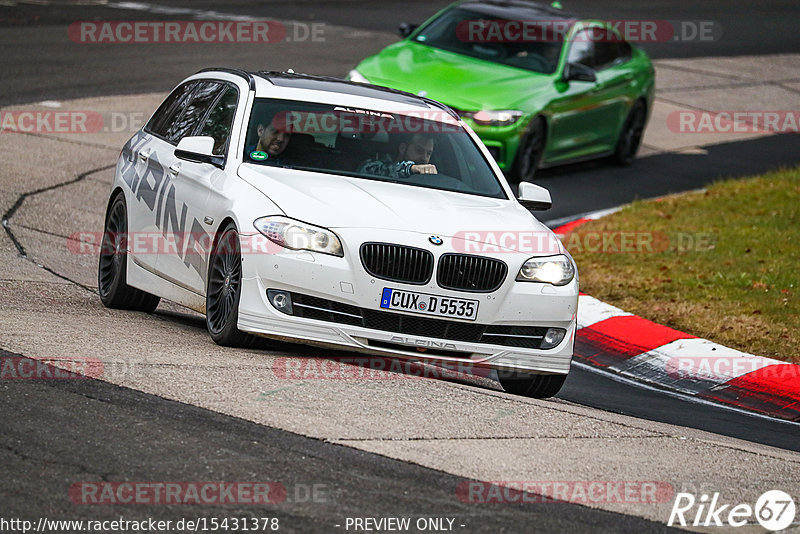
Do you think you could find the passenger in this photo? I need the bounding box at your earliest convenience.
[358,133,438,179]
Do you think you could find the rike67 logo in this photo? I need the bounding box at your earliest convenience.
[668,490,796,530]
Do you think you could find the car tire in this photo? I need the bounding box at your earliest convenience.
[498,371,566,398]
[205,223,265,348]
[510,116,546,184]
[98,194,161,313]
[613,100,646,166]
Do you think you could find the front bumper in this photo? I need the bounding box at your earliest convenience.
[237,228,577,375]
[460,117,529,172]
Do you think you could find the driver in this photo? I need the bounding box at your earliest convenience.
[358,133,437,179]
[248,112,292,164]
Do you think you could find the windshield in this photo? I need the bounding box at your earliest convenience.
[412,7,565,75]
[243,98,507,199]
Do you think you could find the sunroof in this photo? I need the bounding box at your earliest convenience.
[257,72,427,106]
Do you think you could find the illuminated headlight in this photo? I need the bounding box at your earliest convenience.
[347,69,370,83]
[254,216,343,257]
[463,110,524,126]
[516,254,575,285]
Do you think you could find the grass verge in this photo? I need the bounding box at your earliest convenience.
[566,166,798,363]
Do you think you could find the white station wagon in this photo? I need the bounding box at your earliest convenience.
[99,68,578,398]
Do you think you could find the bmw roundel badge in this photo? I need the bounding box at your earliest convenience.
[429,235,443,245]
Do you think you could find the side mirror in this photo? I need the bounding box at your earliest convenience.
[563,62,597,83]
[517,181,552,211]
[175,136,224,168]
[398,22,419,38]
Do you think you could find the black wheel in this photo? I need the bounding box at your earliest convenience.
[613,100,646,166]
[510,116,546,183]
[498,370,567,398]
[206,224,261,347]
[98,194,160,312]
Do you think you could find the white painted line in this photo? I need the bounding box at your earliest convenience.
[584,206,623,220]
[577,294,631,329]
[109,1,261,22]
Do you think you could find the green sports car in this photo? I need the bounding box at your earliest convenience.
[348,0,655,182]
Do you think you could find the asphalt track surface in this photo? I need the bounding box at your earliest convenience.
[1,349,681,533]
[1,1,799,532]
[2,0,800,106]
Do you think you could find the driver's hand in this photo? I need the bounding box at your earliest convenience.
[411,164,438,175]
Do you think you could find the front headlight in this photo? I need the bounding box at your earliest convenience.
[516,254,575,285]
[463,110,524,126]
[347,69,370,84]
[254,216,343,257]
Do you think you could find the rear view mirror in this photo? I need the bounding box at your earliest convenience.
[563,62,597,83]
[398,22,419,38]
[175,136,224,168]
[517,182,552,211]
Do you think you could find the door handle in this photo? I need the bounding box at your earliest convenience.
[138,149,151,163]
[168,163,181,177]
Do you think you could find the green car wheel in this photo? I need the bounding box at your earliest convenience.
[614,100,647,166]
[510,116,546,183]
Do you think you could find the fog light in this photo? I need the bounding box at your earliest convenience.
[267,289,293,315]
[541,328,566,349]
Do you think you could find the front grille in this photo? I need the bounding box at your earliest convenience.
[437,254,508,293]
[285,292,548,349]
[360,242,434,285]
[291,293,363,326]
[482,325,547,349]
[362,309,484,341]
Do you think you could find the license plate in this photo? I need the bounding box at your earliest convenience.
[379,288,479,321]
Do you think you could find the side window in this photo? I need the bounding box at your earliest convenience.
[165,81,224,144]
[618,41,633,63]
[566,29,595,68]
[146,82,196,138]
[594,30,626,70]
[199,85,239,156]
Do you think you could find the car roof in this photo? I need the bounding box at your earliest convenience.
[454,0,574,21]
[193,68,459,119]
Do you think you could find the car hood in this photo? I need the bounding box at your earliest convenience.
[357,41,553,111]
[238,164,559,253]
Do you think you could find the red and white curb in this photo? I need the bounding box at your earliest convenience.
[551,213,800,423]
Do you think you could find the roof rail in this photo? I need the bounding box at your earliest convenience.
[195,67,256,90]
